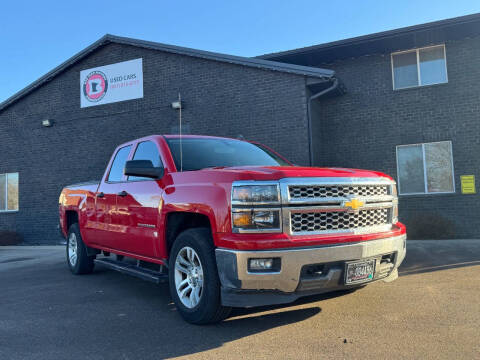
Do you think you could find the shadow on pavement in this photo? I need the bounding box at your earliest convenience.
[399,240,480,276]
[144,303,321,359]
[230,288,356,319]
[0,260,324,360]
[3,241,480,359]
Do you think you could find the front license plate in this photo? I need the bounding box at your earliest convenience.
[345,259,376,285]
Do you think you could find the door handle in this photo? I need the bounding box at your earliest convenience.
[96,192,105,198]
[117,191,128,197]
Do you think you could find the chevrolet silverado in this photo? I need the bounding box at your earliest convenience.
[59,135,406,324]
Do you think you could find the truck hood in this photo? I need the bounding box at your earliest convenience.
[200,166,393,181]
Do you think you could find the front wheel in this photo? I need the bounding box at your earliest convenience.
[168,228,231,324]
[66,223,95,275]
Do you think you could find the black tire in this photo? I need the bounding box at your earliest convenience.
[66,223,95,275]
[168,228,231,324]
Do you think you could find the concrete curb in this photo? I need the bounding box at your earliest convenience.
[0,246,64,250]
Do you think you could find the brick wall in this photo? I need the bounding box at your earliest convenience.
[0,43,310,243]
[311,36,480,239]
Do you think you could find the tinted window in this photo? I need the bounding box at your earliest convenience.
[419,46,447,86]
[0,174,5,211]
[392,45,447,90]
[107,145,132,182]
[424,142,454,193]
[7,173,19,211]
[0,173,19,212]
[397,144,425,194]
[396,141,454,195]
[129,141,163,181]
[392,51,418,89]
[166,138,291,171]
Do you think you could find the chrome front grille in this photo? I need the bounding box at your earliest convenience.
[289,184,389,199]
[290,208,390,234]
[280,177,397,236]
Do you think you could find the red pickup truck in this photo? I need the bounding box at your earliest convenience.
[59,135,406,324]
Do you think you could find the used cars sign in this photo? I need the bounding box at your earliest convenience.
[80,58,143,108]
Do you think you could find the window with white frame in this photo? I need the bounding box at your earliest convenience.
[391,45,448,90]
[396,141,454,195]
[0,173,19,212]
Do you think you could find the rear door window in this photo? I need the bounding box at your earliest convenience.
[107,145,132,182]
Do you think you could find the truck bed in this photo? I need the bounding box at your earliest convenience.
[65,180,100,189]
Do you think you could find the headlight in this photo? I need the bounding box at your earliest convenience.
[232,185,279,205]
[392,204,399,224]
[391,183,398,196]
[231,182,281,233]
[232,209,281,232]
[391,183,398,223]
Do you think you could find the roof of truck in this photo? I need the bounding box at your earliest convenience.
[163,135,240,140]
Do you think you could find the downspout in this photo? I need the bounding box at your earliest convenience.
[307,78,339,166]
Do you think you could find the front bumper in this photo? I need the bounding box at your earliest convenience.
[216,234,406,307]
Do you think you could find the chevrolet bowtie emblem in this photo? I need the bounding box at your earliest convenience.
[344,198,364,211]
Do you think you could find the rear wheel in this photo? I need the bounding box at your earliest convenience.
[168,228,231,324]
[66,223,95,275]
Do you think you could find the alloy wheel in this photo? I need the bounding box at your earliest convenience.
[174,246,204,308]
[68,233,78,267]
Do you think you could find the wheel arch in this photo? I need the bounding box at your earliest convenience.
[164,211,213,257]
[65,210,79,230]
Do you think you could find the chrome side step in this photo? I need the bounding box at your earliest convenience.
[94,258,168,284]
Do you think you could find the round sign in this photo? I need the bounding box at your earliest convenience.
[82,71,108,102]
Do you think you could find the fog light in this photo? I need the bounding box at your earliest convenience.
[248,258,281,273]
[249,258,273,270]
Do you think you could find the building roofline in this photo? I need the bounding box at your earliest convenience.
[257,12,480,60]
[0,34,334,113]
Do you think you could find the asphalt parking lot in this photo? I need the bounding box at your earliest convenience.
[1,241,479,360]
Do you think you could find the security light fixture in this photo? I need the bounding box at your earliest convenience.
[42,119,53,127]
[171,100,183,110]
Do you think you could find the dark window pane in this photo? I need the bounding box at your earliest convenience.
[424,142,454,193]
[0,174,5,211]
[397,145,425,194]
[419,46,447,86]
[129,141,163,181]
[166,138,291,171]
[393,51,418,89]
[108,145,132,182]
[7,173,19,211]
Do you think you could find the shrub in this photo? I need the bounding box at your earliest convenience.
[404,213,456,239]
[0,231,23,246]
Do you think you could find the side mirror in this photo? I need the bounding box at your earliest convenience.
[124,160,164,179]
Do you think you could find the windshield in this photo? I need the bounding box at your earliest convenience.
[166,138,291,171]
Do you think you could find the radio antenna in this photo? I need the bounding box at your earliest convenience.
[178,92,183,172]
